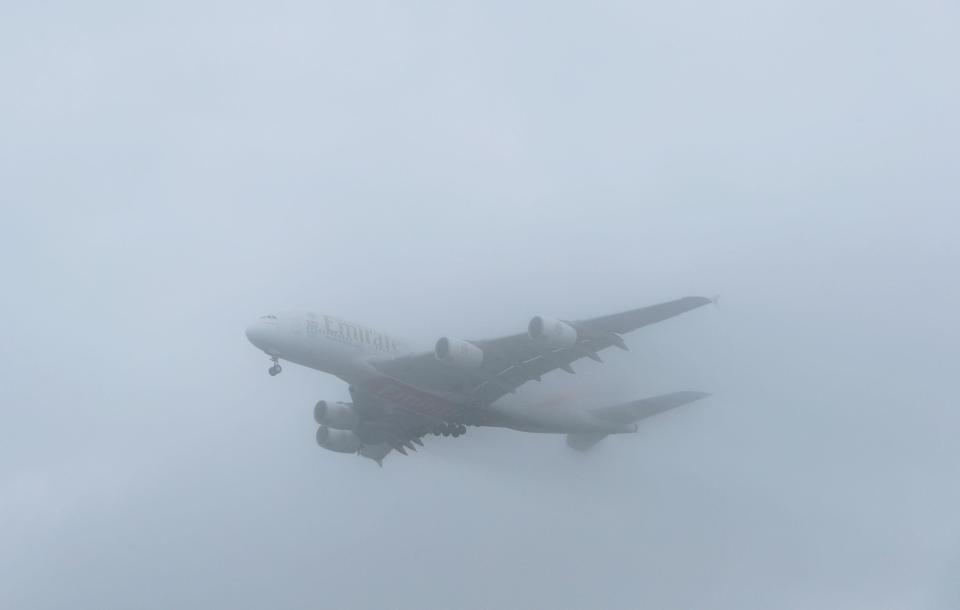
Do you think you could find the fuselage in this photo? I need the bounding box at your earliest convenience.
[245,310,638,435]
[246,311,408,381]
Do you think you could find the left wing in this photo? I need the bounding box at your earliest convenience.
[344,385,464,465]
[371,296,712,405]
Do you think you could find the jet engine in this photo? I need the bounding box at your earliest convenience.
[434,337,484,369]
[316,425,362,453]
[528,316,578,349]
[313,400,360,430]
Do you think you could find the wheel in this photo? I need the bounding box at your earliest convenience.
[268,364,281,376]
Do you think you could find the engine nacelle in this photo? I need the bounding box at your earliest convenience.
[434,337,484,369]
[316,425,362,453]
[528,316,578,349]
[313,401,360,430]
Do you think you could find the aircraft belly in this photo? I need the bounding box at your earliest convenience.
[361,376,467,422]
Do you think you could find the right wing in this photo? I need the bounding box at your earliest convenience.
[346,384,463,465]
[372,296,712,405]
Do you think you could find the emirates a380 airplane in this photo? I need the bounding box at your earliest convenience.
[245,296,713,465]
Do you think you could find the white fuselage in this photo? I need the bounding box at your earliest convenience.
[245,310,637,435]
[246,311,407,381]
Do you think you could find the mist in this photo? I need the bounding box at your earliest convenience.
[2,1,959,608]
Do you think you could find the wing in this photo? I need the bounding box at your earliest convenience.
[371,296,712,405]
[347,385,465,465]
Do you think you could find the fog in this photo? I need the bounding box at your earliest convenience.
[2,1,958,608]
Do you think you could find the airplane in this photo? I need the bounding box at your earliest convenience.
[245,296,713,465]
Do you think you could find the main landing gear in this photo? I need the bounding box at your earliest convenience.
[268,356,282,376]
[433,423,467,438]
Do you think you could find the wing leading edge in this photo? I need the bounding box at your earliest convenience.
[371,296,713,404]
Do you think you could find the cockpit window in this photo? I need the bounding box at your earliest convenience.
[260,315,278,320]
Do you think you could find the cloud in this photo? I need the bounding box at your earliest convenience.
[1,0,958,608]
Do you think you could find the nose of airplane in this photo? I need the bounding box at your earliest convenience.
[245,319,270,349]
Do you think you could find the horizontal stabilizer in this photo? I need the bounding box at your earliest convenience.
[592,391,711,424]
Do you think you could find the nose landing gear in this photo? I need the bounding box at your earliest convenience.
[267,357,282,376]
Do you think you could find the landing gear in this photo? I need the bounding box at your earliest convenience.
[433,423,467,437]
[267,357,282,376]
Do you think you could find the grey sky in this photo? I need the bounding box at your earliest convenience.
[1,1,958,608]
